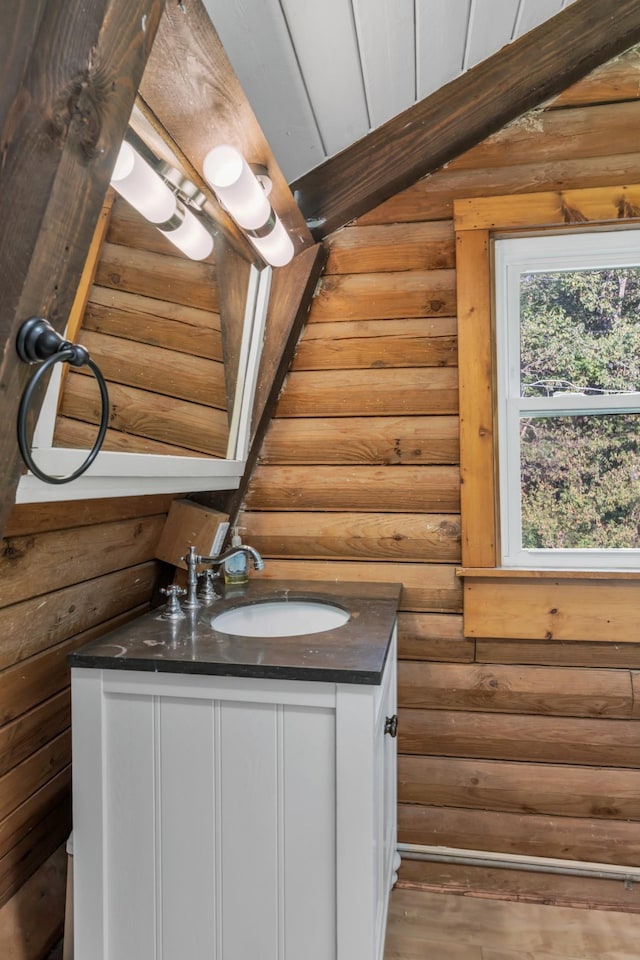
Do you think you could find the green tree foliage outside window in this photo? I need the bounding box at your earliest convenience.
[519,268,640,550]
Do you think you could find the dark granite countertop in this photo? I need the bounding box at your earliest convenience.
[68,579,401,685]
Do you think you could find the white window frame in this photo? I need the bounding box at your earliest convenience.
[495,229,640,570]
[16,265,271,503]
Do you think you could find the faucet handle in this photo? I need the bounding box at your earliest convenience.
[160,584,187,620]
[198,569,220,603]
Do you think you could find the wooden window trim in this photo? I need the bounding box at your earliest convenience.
[454,183,640,641]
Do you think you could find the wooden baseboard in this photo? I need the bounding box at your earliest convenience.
[396,858,640,914]
[0,844,67,960]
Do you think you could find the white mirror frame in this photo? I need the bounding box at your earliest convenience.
[16,265,271,503]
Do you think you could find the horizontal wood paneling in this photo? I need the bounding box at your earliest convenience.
[399,709,640,766]
[0,693,70,778]
[303,316,456,339]
[76,330,227,408]
[259,415,459,465]
[358,152,640,225]
[240,511,460,562]
[398,803,640,867]
[246,465,460,512]
[398,755,640,819]
[0,606,148,730]
[310,269,456,321]
[0,800,70,907]
[88,284,221,333]
[52,418,198,456]
[397,613,473,663]
[398,662,633,717]
[5,495,175,537]
[324,221,455,274]
[0,563,157,669]
[1,516,165,607]
[293,323,456,370]
[84,298,222,359]
[95,241,218,311]
[55,195,228,458]
[256,561,462,613]
[550,46,640,108]
[243,61,640,878]
[0,732,70,823]
[449,99,640,171]
[0,495,169,913]
[0,772,70,864]
[57,374,229,456]
[276,368,458,417]
[476,636,640,668]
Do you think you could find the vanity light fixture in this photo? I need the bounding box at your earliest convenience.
[110,142,214,261]
[202,145,294,267]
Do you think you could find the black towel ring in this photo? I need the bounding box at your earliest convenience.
[16,317,110,484]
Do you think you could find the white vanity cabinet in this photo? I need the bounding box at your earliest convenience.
[71,611,398,960]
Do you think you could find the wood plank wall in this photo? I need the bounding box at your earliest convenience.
[0,494,173,931]
[241,49,640,875]
[53,194,229,458]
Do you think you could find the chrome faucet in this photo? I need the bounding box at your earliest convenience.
[214,543,265,571]
[181,543,264,609]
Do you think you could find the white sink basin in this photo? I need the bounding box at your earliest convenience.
[212,599,350,637]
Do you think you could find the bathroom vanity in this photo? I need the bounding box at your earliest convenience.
[69,579,401,960]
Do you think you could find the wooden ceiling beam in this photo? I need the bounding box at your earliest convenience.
[291,0,640,239]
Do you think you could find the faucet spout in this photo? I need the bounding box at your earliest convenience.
[213,544,264,571]
[180,543,265,609]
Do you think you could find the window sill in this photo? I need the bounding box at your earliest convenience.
[459,568,640,642]
[457,567,640,581]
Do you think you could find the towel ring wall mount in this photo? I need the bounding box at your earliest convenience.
[16,317,109,484]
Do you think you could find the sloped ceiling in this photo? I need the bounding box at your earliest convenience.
[202,0,578,184]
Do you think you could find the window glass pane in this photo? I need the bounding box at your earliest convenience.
[520,414,640,549]
[520,268,640,398]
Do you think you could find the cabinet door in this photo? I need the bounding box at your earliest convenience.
[73,670,339,960]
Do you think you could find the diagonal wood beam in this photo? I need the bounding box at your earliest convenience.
[291,0,640,240]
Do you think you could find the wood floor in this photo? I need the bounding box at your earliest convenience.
[384,887,640,960]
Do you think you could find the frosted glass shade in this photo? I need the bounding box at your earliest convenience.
[203,144,294,267]
[161,208,214,261]
[202,144,271,231]
[111,142,176,224]
[249,214,294,267]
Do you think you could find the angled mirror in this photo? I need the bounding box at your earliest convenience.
[15,0,310,503]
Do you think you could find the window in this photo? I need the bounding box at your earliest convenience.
[495,231,640,570]
[454,185,640,642]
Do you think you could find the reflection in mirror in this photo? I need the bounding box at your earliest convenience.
[16,181,270,502]
[52,191,234,461]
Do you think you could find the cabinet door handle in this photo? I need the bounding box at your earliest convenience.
[384,714,398,738]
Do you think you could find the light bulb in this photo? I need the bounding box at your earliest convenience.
[202,144,271,231]
[159,207,214,261]
[249,214,294,267]
[111,142,176,224]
